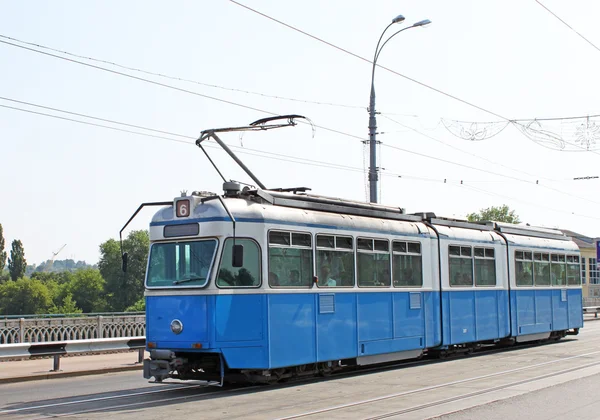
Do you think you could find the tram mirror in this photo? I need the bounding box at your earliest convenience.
[122,252,129,273]
[232,244,244,267]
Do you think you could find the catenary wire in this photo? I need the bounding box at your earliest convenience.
[0,103,367,174]
[381,114,552,181]
[2,101,598,219]
[0,36,554,184]
[0,39,596,201]
[2,92,597,206]
[534,0,600,55]
[5,34,598,124]
[0,34,365,111]
[229,0,600,156]
[228,0,511,121]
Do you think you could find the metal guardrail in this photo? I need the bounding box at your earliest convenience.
[0,337,146,371]
[583,306,600,318]
[583,297,600,307]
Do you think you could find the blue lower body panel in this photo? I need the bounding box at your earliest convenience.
[510,288,583,336]
[441,290,510,346]
[266,291,439,369]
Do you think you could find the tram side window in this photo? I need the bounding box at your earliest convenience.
[533,252,551,286]
[449,245,473,287]
[316,234,354,287]
[357,238,390,287]
[474,247,496,286]
[551,254,567,286]
[392,241,423,287]
[268,231,313,287]
[566,255,581,285]
[217,238,261,287]
[515,251,533,286]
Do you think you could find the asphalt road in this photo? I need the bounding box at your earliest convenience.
[1,321,599,420]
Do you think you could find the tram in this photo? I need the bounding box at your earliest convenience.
[118,116,582,384]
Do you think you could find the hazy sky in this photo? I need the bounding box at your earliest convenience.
[1,0,599,265]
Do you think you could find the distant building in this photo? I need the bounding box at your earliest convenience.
[561,229,599,299]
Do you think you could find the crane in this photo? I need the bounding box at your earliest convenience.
[43,244,67,272]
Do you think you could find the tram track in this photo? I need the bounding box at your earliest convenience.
[275,347,600,420]
[365,360,600,420]
[3,327,599,419]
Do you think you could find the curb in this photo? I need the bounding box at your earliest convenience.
[0,364,143,384]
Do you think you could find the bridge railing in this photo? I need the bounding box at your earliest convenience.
[0,313,145,345]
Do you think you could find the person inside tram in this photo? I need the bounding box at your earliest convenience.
[269,271,280,286]
[288,269,300,286]
[516,264,530,285]
[319,265,337,287]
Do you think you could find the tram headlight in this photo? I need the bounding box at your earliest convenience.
[170,319,184,335]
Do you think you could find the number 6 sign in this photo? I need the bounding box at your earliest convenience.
[176,199,190,218]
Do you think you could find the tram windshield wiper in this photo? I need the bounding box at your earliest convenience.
[173,277,205,285]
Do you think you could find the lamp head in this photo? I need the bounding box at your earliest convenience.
[392,15,405,24]
[413,19,432,27]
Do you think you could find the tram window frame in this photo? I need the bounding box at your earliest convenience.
[449,245,474,287]
[216,238,262,288]
[566,254,582,286]
[267,230,313,288]
[357,238,391,288]
[146,238,219,289]
[533,252,551,287]
[550,253,567,286]
[392,240,423,288]
[515,250,534,286]
[474,247,496,287]
[316,234,355,288]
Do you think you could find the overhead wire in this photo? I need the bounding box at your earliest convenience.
[2,99,598,220]
[534,0,600,55]
[381,114,550,181]
[0,34,366,111]
[228,0,511,121]
[0,31,597,205]
[229,1,600,156]
[0,101,366,174]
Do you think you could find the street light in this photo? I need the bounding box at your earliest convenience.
[367,16,431,204]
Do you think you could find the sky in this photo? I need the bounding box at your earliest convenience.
[1,0,599,266]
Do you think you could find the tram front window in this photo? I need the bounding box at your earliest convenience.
[147,240,218,287]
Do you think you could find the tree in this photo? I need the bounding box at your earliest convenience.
[0,278,53,315]
[8,240,27,281]
[466,205,520,224]
[125,297,145,312]
[99,230,149,311]
[68,268,106,313]
[0,224,6,273]
[49,293,82,315]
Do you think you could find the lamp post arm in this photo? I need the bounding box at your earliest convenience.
[371,21,396,87]
[374,25,416,64]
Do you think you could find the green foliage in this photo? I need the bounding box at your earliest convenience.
[49,293,83,315]
[8,239,27,281]
[99,230,149,312]
[0,223,6,272]
[0,230,150,315]
[0,278,53,315]
[466,205,521,224]
[68,268,107,313]
[125,298,145,312]
[33,259,96,274]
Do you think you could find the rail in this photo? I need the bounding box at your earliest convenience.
[0,314,145,344]
[583,306,600,318]
[0,337,146,371]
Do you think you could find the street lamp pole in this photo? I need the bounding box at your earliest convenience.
[368,17,431,203]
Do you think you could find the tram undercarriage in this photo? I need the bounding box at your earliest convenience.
[143,329,578,385]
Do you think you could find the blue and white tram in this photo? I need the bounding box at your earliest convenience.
[139,185,582,383]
